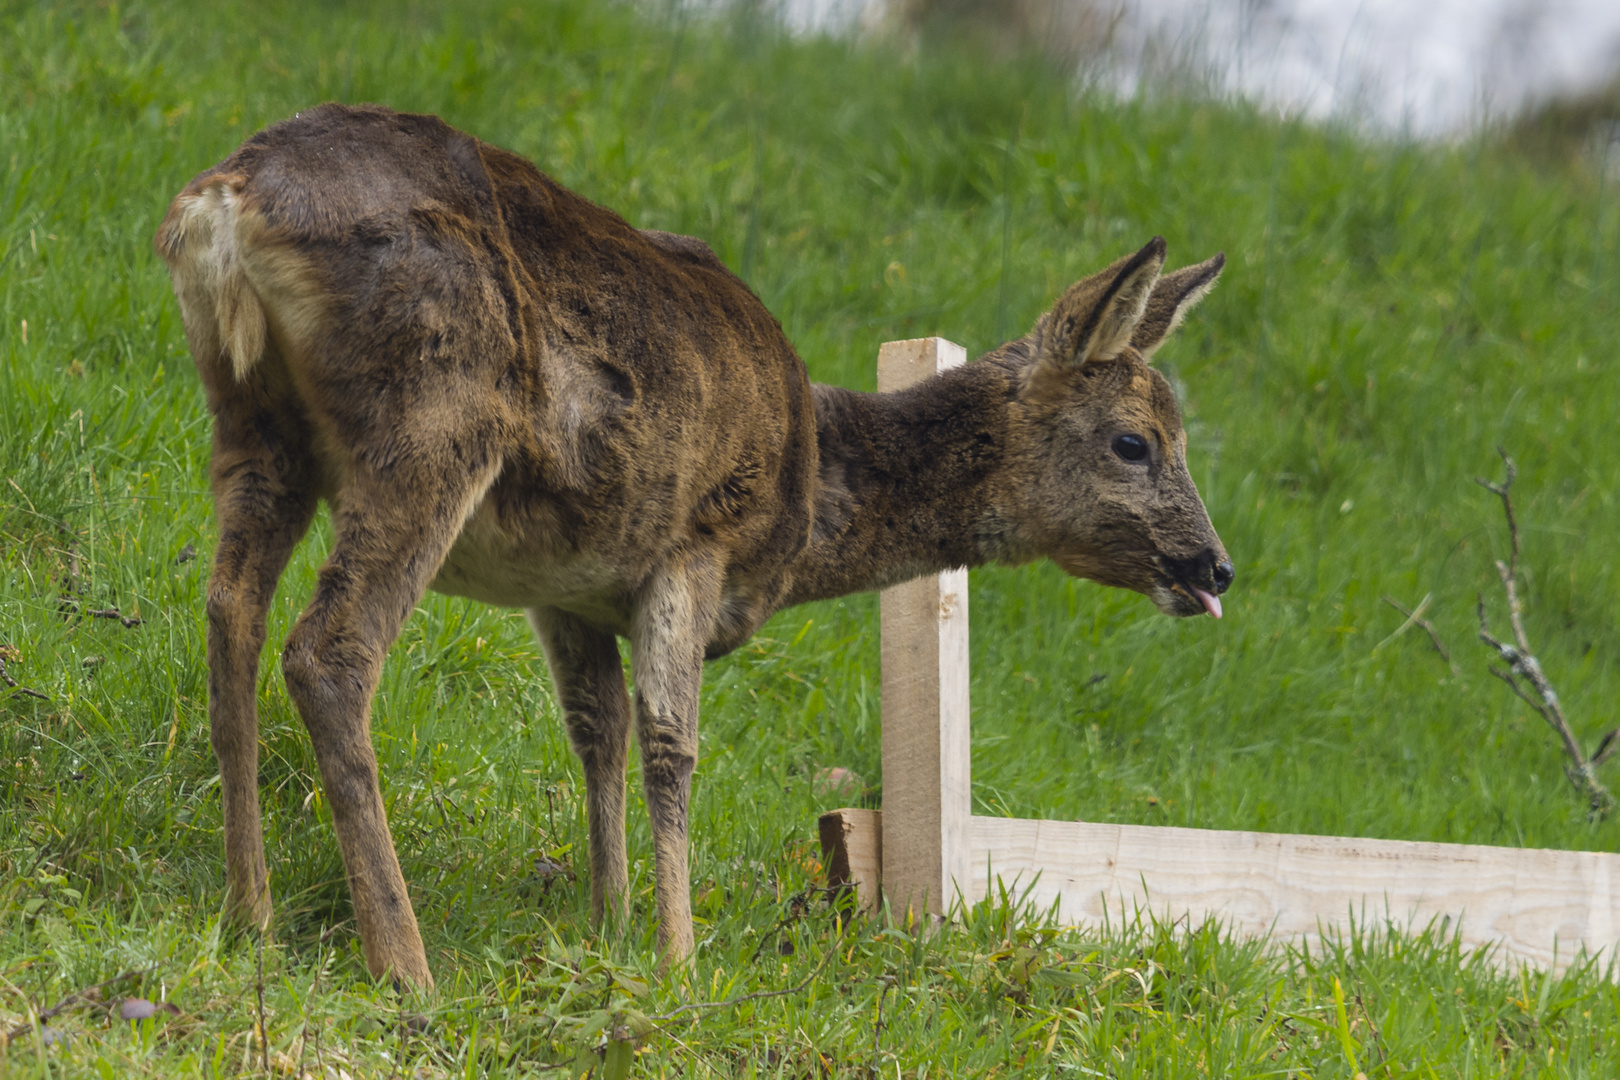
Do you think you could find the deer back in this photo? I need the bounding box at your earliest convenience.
[156,104,820,635]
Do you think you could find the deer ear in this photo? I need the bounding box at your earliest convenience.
[1129,252,1224,358]
[1029,237,1165,376]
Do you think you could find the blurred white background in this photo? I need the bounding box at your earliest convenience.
[780,0,1620,136]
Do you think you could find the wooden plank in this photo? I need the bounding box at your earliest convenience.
[969,815,1620,970]
[878,337,972,922]
[819,808,883,913]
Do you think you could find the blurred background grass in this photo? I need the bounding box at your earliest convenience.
[3,0,1620,1073]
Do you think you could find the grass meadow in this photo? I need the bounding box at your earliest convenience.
[4,0,1620,1074]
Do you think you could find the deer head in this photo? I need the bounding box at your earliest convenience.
[1005,237,1232,617]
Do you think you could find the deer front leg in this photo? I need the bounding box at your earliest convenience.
[528,607,631,926]
[281,454,498,990]
[205,404,318,934]
[630,551,722,968]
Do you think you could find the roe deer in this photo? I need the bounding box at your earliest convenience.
[155,103,1231,988]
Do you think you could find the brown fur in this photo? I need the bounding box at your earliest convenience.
[155,103,1231,988]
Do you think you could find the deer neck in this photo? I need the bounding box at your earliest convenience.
[780,358,1022,609]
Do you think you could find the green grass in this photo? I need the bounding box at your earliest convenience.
[4,0,1620,1074]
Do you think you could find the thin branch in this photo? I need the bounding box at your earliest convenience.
[871,977,893,1076]
[255,890,271,1076]
[1376,593,1454,667]
[1486,663,1546,715]
[650,944,836,1025]
[523,948,842,1076]
[63,537,81,597]
[0,654,48,701]
[748,886,822,963]
[2,968,156,1041]
[86,607,143,628]
[296,955,315,1080]
[1474,448,1520,575]
[1593,729,1620,768]
[1475,451,1612,819]
[1479,582,1589,773]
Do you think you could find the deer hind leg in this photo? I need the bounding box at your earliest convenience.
[281,444,499,989]
[206,398,319,934]
[630,550,723,968]
[528,607,631,927]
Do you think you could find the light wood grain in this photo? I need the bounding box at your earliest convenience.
[821,810,1620,968]
[968,816,1620,970]
[819,808,883,914]
[877,337,972,921]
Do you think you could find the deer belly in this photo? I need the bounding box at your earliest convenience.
[428,503,631,627]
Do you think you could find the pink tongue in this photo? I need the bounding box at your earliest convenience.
[1193,587,1223,619]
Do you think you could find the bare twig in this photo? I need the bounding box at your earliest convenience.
[313,996,327,1079]
[1475,450,1612,819]
[0,653,48,701]
[297,946,323,1080]
[391,1008,404,1080]
[870,977,893,1078]
[255,906,271,1075]
[86,607,142,628]
[748,886,821,963]
[650,944,836,1025]
[1376,594,1455,669]
[524,948,841,1079]
[1593,729,1620,768]
[64,538,80,597]
[52,537,84,624]
[3,968,156,1041]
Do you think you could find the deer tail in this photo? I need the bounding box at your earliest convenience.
[154,175,267,383]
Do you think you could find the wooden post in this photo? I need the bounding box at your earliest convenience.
[877,337,971,924]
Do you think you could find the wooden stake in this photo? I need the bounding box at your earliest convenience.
[876,337,971,923]
[819,808,882,912]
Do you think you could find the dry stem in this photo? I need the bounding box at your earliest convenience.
[253,883,271,1076]
[1475,449,1614,819]
[1377,593,1456,672]
[2,968,155,1042]
[0,651,48,701]
[86,607,143,628]
[650,944,836,1025]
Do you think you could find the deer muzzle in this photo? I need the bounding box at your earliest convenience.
[1158,547,1234,619]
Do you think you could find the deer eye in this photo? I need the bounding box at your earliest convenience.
[1112,434,1149,462]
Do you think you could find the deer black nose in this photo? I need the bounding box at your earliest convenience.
[1213,559,1234,594]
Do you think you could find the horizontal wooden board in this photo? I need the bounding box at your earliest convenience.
[821,809,1620,970]
[968,816,1620,971]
